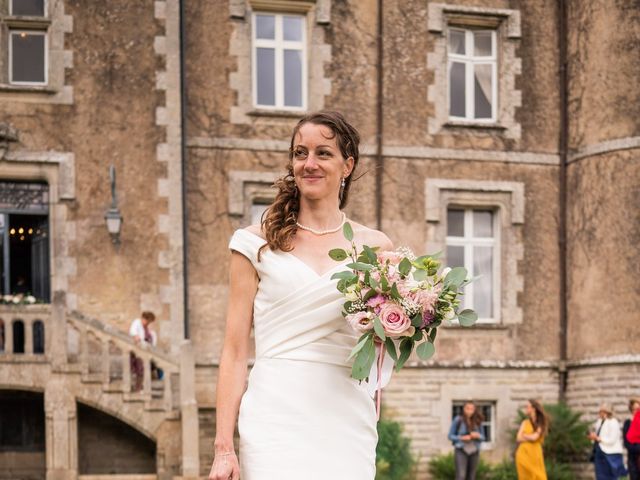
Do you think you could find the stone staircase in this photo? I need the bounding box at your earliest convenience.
[0,291,200,479]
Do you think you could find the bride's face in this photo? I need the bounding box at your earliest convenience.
[291,123,353,203]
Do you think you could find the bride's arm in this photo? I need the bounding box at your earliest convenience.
[212,252,258,460]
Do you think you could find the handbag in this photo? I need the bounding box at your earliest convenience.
[462,442,479,455]
[589,419,606,463]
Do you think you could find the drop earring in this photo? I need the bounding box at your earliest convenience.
[341,177,346,188]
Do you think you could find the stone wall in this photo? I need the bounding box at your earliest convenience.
[383,365,559,477]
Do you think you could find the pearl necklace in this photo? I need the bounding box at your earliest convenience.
[296,212,346,235]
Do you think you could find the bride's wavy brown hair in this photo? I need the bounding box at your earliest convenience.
[260,111,361,256]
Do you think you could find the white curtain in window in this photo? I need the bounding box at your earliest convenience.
[474,65,493,108]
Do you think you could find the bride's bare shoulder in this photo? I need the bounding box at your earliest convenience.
[350,221,393,250]
[244,224,265,239]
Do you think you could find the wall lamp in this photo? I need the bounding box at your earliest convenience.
[104,165,123,246]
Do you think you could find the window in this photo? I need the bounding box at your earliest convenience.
[12,319,24,353]
[452,401,496,446]
[32,320,44,354]
[446,207,498,323]
[448,28,496,122]
[2,0,49,86]
[252,12,306,110]
[0,181,51,303]
[427,3,521,137]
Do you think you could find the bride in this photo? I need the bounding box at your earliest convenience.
[208,111,392,480]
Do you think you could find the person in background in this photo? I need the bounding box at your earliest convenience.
[448,401,485,480]
[128,311,158,391]
[515,399,549,480]
[588,403,627,480]
[624,398,640,480]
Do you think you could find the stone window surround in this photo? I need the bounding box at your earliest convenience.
[427,3,521,139]
[1,150,77,309]
[425,178,524,326]
[435,382,515,453]
[0,0,74,104]
[228,0,332,125]
[228,170,280,225]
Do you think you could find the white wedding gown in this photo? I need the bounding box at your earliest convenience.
[229,229,378,479]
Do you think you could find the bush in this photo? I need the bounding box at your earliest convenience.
[542,403,592,464]
[427,453,576,480]
[426,452,493,480]
[376,415,417,480]
[487,459,517,480]
[544,460,574,480]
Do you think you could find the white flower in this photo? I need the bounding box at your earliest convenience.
[444,308,456,320]
[2,295,12,303]
[12,295,22,304]
[25,295,36,304]
[345,284,359,302]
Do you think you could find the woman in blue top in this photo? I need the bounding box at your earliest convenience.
[448,401,486,480]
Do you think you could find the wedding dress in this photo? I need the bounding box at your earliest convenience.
[229,229,378,480]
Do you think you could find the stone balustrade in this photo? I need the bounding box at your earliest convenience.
[0,304,51,358]
[66,310,180,409]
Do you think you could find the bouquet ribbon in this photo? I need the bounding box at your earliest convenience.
[367,342,394,420]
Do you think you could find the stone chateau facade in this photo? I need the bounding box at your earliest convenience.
[0,0,638,479]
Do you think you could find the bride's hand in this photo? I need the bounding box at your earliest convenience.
[208,452,240,480]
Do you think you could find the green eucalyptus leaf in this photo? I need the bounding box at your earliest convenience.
[457,309,478,327]
[396,337,413,372]
[348,332,373,360]
[412,329,423,341]
[390,283,401,300]
[352,337,376,380]
[429,328,438,342]
[346,262,373,272]
[384,337,398,362]
[330,271,357,281]
[398,257,412,276]
[343,222,354,241]
[368,275,379,290]
[444,267,467,288]
[363,288,377,302]
[373,316,386,341]
[412,269,428,281]
[381,276,389,292]
[411,313,423,328]
[416,341,435,360]
[363,245,379,265]
[329,248,348,261]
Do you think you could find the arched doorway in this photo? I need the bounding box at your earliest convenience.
[0,390,46,480]
[77,402,156,474]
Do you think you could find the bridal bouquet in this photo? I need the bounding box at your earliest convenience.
[329,223,477,389]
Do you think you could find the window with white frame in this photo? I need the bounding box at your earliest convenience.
[448,28,496,122]
[452,401,496,447]
[446,208,498,323]
[2,0,49,86]
[252,12,306,110]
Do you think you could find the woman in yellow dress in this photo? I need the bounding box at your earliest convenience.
[515,399,549,480]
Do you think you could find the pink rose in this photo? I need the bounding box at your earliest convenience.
[378,302,414,338]
[346,311,374,333]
